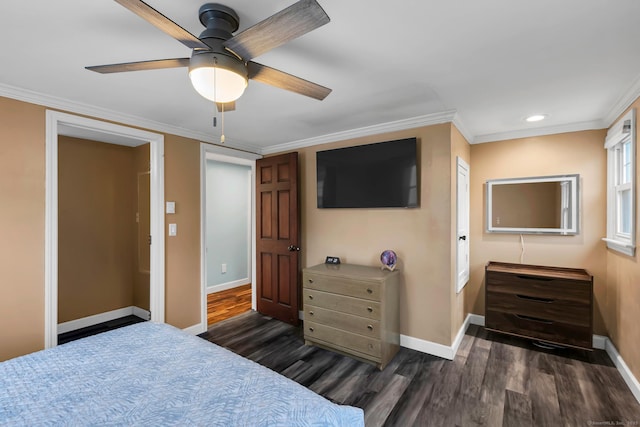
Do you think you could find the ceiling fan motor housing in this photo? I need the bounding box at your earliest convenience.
[197,3,240,52]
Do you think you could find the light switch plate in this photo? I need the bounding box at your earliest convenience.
[168,223,177,236]
[166,201,176,214]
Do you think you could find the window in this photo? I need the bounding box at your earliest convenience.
[604,109,636,256]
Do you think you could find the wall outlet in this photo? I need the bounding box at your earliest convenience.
[221,263,227,274]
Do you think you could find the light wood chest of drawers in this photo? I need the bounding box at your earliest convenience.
[302,263,400,370]
[485,261,593,350]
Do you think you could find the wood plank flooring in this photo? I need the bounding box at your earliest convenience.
[207,284,252,326]
[199,311,640,427]
[58,315,145,345]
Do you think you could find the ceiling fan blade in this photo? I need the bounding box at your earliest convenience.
[248,62,331,100]
[216,102,236,112]
[86,58,190,74]
[114,0,209,50]
[224,0,329,60]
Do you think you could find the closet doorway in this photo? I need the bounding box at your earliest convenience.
[45,111,165,348]
[200,145,259,328]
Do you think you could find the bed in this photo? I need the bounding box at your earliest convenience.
[0,322,364,426]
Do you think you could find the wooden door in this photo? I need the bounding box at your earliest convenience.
[256,152,300,325]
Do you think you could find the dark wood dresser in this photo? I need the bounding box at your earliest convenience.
[485,261,593,350]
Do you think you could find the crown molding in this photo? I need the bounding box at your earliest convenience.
[473,119,606,144]
[0,83,262,154]
[451,112,474,144]
[261,110,458,155]
[604,72,640,127]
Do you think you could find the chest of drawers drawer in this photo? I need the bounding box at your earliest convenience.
[303,273,381,300]
[303,289,380,320]
[302,263,399,370]
[304,305,380,338]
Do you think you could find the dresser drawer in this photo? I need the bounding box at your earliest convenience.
[303,289,381,320]
[305,321,381,358]
[486,271,591,303]
[486,310,592,349]
[486,291,590,326]
[304,305,380,338]
[303,272,381,301]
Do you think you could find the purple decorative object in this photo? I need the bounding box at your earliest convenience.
[380,250,397,271]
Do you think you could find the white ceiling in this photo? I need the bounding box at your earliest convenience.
[1,0,639,154]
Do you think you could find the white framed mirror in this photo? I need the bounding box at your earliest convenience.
[486,174,580,235]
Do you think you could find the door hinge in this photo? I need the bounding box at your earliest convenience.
[148,235,152,245]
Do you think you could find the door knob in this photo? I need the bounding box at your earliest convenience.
[459,235,467,241]
[287,245,300,251]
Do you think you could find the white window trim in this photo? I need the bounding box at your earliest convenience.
[603,108,636,256]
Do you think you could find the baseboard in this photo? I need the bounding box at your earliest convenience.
[183,322,207,335]
[592,334,607,350]
[604,337,640,403]
[133,306,151,321]
[57,306,146,334]
[467,313,485,326]
[400,334,455,360]
[206,279,250,294]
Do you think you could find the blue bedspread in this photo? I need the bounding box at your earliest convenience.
[0,322,364,426]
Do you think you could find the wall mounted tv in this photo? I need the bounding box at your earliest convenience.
[316,137,418,209]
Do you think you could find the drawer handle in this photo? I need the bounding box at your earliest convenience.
[367,288,373,294]
[516,274,552,282]
[308,327,314,332]
[367,307,373,313]
[309,311,314,316]
[367,325,374,331]
[308,279,314,283]
[516,294,555,303]
[308,295,314,300]
[515,314,554,325]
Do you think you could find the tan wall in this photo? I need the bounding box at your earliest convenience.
[605,97,640,383]
[296,124,455,345]
[451,125,471,342]
[58,137,135,322]
[0,96,203,361]
[468,130,608,334]
[164,135,201,329]
[0,97,46,360]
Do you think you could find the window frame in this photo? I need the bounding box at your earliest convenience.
[603,108,636,256]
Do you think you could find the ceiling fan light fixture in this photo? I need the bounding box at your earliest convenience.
[189,52,247,103]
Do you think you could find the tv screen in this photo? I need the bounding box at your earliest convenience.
[316,138,418,208]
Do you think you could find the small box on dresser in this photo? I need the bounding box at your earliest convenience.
[485,261,593,350]
[302,263,400,370]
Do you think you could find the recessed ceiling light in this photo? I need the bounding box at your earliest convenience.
[525,114,547,122]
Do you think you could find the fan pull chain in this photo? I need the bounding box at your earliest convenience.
[212,56,218,128]
[220,103,225,143]
[209,56,225,143]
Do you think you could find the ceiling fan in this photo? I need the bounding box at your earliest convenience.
[86,0,332,111]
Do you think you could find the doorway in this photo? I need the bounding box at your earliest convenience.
[200,144,260,328]
[45,111,165,348]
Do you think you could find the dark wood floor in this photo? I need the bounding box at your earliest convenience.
[58,315,146,345]
[207,284,252,326]
[199,311,640,427]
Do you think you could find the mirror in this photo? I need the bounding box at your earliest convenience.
[486,174,580,235]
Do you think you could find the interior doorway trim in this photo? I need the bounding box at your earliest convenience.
[200,143,261,332]
[45,110,165,348]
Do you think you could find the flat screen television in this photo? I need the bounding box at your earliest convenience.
[316,137,418,208]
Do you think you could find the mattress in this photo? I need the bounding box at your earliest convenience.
[0,322,364,426]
